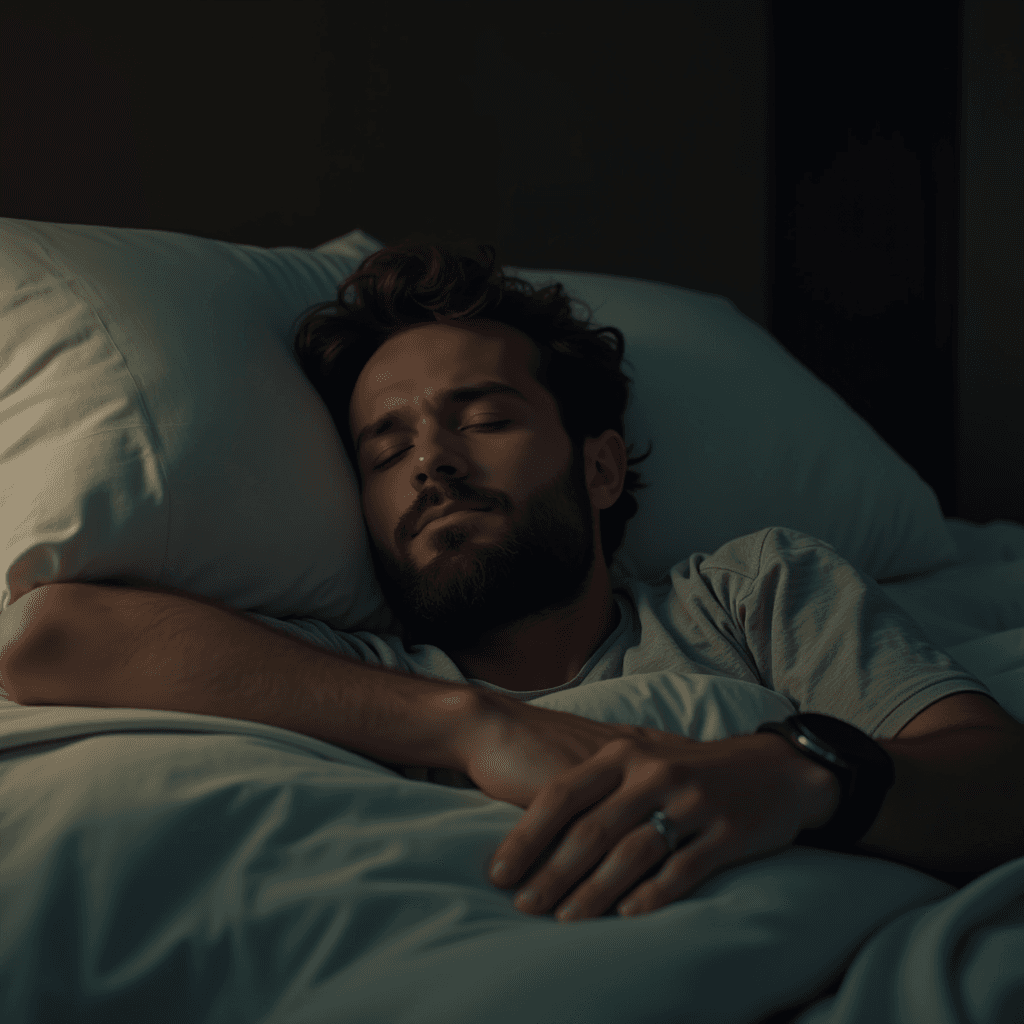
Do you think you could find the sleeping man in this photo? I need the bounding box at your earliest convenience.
[3,241,1024,924]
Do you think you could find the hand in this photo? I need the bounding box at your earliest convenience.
[457,691,647,808]
[479,724,840,922]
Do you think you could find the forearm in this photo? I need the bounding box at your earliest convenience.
[855,728,1024,880]
[7,582,483,773]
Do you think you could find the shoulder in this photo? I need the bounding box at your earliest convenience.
[702,526,838,579]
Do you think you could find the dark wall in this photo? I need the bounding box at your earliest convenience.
[3,1,1019,524]
[3,1,769,330]
[771,1,962,518]
[957,0,1023,526]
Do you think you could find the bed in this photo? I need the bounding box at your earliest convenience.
[1,218,1022,1023]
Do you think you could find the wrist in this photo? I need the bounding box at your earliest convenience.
[760,732,842,831]
[798,756,842,830]
[440,685,514,773]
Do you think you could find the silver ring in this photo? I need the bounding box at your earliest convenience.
[649,810,681,853]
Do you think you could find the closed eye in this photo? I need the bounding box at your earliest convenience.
[372,420,513,471]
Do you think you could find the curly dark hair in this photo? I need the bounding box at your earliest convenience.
[291,234,653,567]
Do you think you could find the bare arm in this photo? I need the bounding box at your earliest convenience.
[1,581,485,773]
[859,727,1024,884]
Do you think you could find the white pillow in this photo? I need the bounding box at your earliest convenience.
[0,218,398,632]
[501,265,959,584]
[0,219,957,637]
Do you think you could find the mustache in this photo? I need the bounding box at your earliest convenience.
[406,488,497,530]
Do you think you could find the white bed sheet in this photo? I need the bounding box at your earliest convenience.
[878,517,1024,650]
[1,516,1023,1024]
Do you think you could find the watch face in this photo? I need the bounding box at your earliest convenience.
[797,715,884,766]
[790,721,850,771]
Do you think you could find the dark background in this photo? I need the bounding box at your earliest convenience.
[4,1,1021,523]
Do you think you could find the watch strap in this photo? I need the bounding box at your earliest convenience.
[756,714,895,853]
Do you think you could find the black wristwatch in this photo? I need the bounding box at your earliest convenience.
[755,713,896,853]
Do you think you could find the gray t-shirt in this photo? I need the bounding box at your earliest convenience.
[248,526,992,741]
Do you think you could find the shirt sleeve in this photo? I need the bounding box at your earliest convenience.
[715,527,995,739]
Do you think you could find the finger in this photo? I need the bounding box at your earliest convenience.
[548,790,707,919]
[490,757,623,889]
[514,785,698,918]
[550,816,686,921]
[618,818,733,915]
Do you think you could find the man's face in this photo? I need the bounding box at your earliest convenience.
[347,318,612,653]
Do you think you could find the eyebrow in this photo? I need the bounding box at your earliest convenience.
[355,381,528,458]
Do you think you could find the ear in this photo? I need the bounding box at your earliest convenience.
[586,430,628,511]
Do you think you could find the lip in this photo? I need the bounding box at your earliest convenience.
[415,503,492,536]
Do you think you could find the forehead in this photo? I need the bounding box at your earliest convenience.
[349,320,540,425]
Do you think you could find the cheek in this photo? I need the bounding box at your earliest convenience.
[492,439,566,497]
[361,490,388,540]
[364,484,418,542]
[527,433,570,483]
[481,439,529,479]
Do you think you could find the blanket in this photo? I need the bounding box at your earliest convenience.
[1,628,1022,1023]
